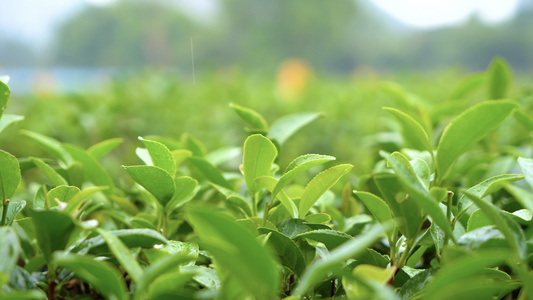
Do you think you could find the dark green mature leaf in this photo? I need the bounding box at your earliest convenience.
[139,137,176,176]
[0,150,21,201]
[435,100,518,181]
[383,107,432,152]
[242,134,277,195]
[299,164,353,218]
[230,102,268,132]
[293,229,351,250]
[188,157,232,189]
[292,223,389,297]
[0,114,24,135]
[63,144,115,193]
[487,57,512,99]
[20,130,72,165]
[449,72,485,100]
[269,112,321,145]
[186,208,280,300]
[272,154,335,201]
[84,229,168,254]
[124,165,175,205]
[54,252,129,300]
[29,157,67,186]
[0,80,9,119]
[96,228,143,284]
[30,210,76,262]
[383,152,454,241]
[87,138,123,160]
[0,227,20,277]
[258,228,306,276]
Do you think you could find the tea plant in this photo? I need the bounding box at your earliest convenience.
[1,57,533,299]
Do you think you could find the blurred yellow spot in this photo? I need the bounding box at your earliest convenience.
[276,59,313,101]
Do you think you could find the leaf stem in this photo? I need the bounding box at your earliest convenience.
[1,199,9,226]
[443,191,454,248]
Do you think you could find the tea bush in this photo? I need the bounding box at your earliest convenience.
[1,58,533,299]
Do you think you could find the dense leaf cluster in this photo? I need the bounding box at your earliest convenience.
[1,58,533,299]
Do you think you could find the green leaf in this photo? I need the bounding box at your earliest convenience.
[230,102,268,132]
[83,229,168,254]
[63,144,115,193]
[96,228,143,284]
[30,210,76,262]
[124,165,175,205]
[172,149,193,168]
[435,100,518,181]
[304,212,331,224]
[139,137,176,176]
[0,227,20,276]
[188,157,232,189]
[399,267,438,300]
[299,164,353,218]
[518,157,533,191]
[0,80,10,119]
[146,272,195,299]
[53,252,129,300]
[242,134,278,195]
[449,72,486,100]
[63,186,106,215]
[255,175,298,219]
[0,114,24,135]
[487,56,512,99]
[383,152,454,240]
[206,147,241,166]
[29,157,67,186]
[186,208,280,300]
[514,109,533,131]
[0,290,47,299]
[143,240,199,266]
[165,176,198,212]
[293,229,351,250]
[269,112,321,145]
[87,138,123,160]
[506,184,533,214]
[466,210,492,232]
[354,191,392,226]
[47,185,80,206]
[272,154,336,201]
[343,264,397,300]
[292,223,389,296]
[383,107,432,152]
[20,130,72,165]
[258,228,306,276]
[464,191,526,259]
[0,200,26,226]
[181,133,206,157]
[0,150,21,201]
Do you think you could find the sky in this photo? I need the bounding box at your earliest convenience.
[0,0,522,47]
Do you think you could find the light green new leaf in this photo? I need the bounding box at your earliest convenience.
[188,157,232,189]
[47,185,80,206]
[63,144,115,193]
[383,107,432,152]
[272,154,335,200]
[384,152,454,241]
[84,228,168,254]
[242,134,278,195]
[435,100,518,181]
[299,164,353,218]
[166,176,198,213]
[458,174,524,213]
[29,157,67,186]
[258,228,306,276]
[139,137,176,176]
[87,138,123,160]
[143,240,199,266]
[506,184,533,215]
[96,228,143,284]
[30,210,76,262]
[54,252,129,300]
[0,114,24,135]
[123,165,175,206]
[269,112,321,145]
[147,272,195,299]
[210,183,252,217]
[230,102,268,132]
[449,72,486,100]
[20,130,72,165]
[0,200,26,226]
[0,80,9,119]
[172,149,193,168]
[0,150,21,201]
[514,109,533,131]
[292,223,389,296]
[0,227,20,276]
[354,191,392,226]
[255,175,298,219]
[293,229,351,250]
[487,57,512,100]
[518,157,533,191]
[181,133,206,157]
[186,208,280,300]
[206,147,241,166]
[63,186,106,215]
